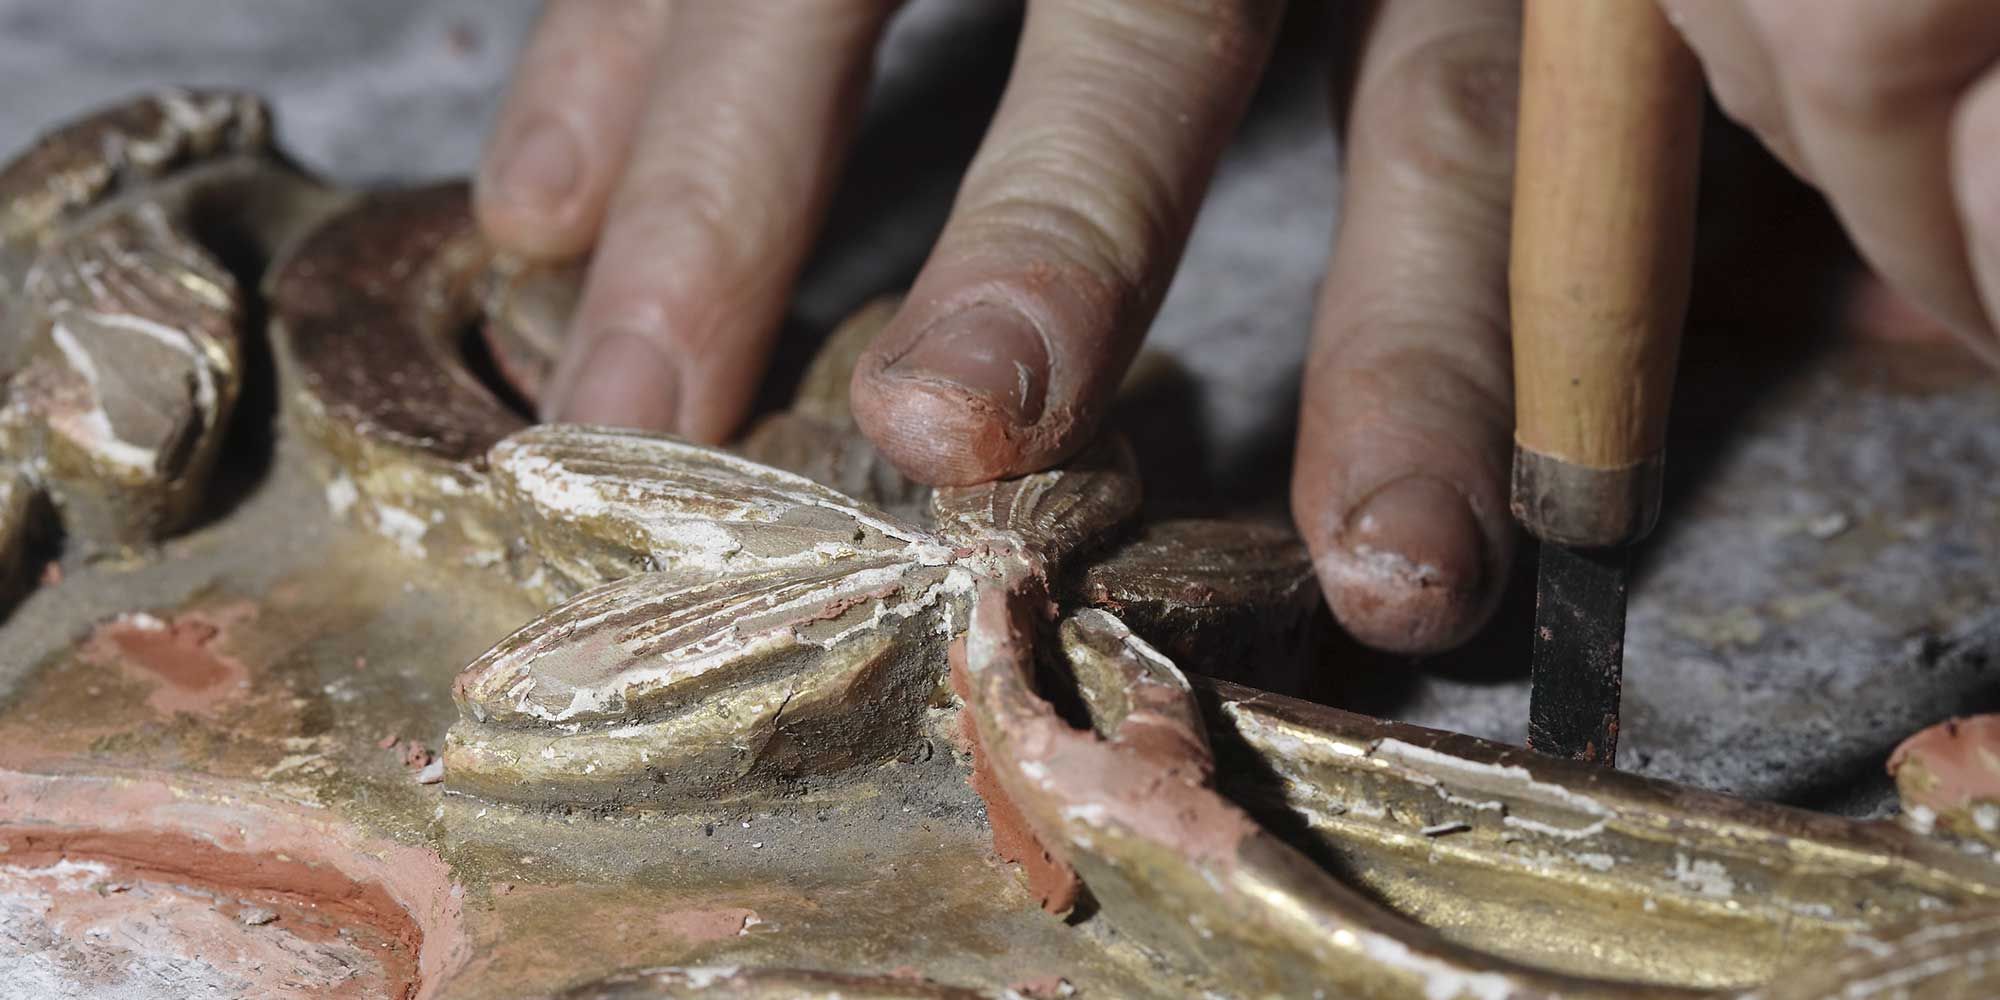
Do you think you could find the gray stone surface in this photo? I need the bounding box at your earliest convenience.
[3,0,1995,817]
[1387,352,2000,818]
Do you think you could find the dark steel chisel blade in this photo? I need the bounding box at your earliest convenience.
[1527,542,1630,766]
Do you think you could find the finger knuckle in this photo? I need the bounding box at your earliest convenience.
[1093,0,1282,77]
[592,194,764,358]
[1761,1,1957,121]
[1307,333,1513,443]
[626,154,788,279]
[540,0,669,52]
[1353,26,1520,195]
[962,197,1150,317]
[699,0,885,44]
[962,127,1178,299]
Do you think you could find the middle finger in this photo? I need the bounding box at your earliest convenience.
[545,0,902,439]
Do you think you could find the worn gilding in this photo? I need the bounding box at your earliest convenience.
[0,92,1995,999]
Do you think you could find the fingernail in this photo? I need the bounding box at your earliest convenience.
[544,330,679,430]
[884,303,1050,424]
[1320,475,1490,654]
[1342,475,1486,595]
[491,114,580,215]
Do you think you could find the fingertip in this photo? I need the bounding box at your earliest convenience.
[852,301,1093,486]
[1305,474,1502,655]
[843,0,1281,488]
[850,376,1036,487]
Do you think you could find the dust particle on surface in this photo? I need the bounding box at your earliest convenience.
[656,907,760,944]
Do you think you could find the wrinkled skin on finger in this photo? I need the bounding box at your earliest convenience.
[474,1,1517,658]
[477,0,2000,663]
[1659,0,2000,369]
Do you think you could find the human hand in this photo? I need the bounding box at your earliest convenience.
[1295,0,2000,652]
[478,0,1994,661]
[474,0,1524,656]
[474,0,1280,454]
[1661,0,2000,370]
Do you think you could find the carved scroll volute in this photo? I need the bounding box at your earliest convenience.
[0,90,325,559]
[954,585,1637,999]
[267,182,526,570]
[0,90,270,246]
[10,193,242,549]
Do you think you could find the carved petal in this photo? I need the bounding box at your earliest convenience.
[456,560,959,727]
[929,437,1140,564]
[490,424,948,592]
[448,558,963,808]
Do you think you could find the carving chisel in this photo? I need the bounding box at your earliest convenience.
[1509,1,1703,766]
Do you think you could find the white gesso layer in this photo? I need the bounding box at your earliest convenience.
[510,562,967,724]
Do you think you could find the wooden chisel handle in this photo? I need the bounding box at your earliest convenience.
[1509,0,1704,548]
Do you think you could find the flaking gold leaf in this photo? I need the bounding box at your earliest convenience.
[454,557,958,729]
[490,424,948,592]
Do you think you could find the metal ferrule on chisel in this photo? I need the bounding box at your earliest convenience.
[1509,448,1663,550]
